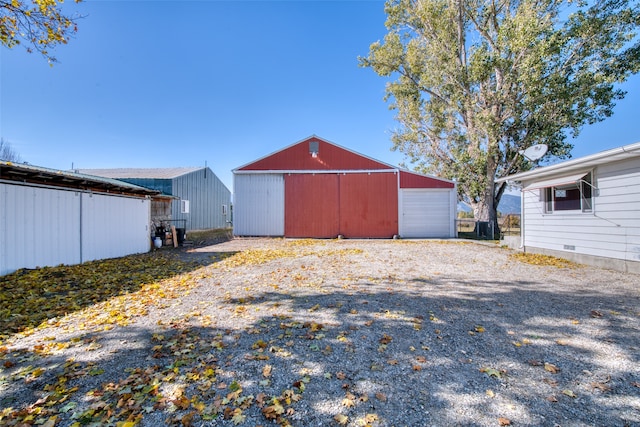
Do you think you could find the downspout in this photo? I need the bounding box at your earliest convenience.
[79,192,83,263]
[519,187,524,250]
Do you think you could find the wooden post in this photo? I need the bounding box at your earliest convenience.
[171,225,178,248]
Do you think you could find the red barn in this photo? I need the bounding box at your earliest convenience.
[233,136,457,238]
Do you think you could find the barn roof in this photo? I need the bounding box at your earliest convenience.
[78,167,204,180]
[0,161,159,196]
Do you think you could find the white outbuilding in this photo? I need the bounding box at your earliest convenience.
[1,161,158,276]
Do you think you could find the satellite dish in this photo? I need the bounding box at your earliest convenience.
[519,144,548,161]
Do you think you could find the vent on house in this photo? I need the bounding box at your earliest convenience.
[309,141,319,158]
[180,200,190,214]
[563,245,575,251]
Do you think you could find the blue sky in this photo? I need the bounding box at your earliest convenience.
[1,0,639,192]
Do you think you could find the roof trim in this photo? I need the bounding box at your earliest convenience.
[234,168,399,175]
[0,161,159,196]
[497,141,640,184]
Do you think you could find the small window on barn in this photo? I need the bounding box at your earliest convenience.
[180,200,190,214]
[222,204,227,215]
[541,171,594,214]
[309,140,319,158]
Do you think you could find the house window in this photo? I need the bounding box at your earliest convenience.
[180,200,190,214]
[542,171,593,213]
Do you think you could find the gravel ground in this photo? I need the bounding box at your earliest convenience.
[1,238,639,427]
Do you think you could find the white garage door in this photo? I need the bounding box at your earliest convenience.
[233,174,285,236]
[400,189,453,238]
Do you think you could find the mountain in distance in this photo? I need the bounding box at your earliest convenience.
[498,194,521,215]
[458,193,521,215]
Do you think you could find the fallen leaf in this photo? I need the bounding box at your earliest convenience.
[334,414,349,425]
[498,417,511,426]
[544,363,560,374]
[562,389,577,398]
[480,367,502,379]
[591,382,611,392]
[379,334,393,344]
[375,392,387,402]
[546,395,558,402]
[262,364,272,378]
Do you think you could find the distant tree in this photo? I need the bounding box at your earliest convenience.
[361,0,640,232]
[1,0,82,63]
[0,138,22,162]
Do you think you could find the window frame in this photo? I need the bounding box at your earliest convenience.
[541,170,594,214]
[180,199,190,214]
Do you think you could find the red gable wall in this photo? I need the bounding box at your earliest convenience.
[399,170,454,189]
[238,137,392,171]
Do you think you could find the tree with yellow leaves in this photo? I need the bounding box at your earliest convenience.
[1,0,82,63]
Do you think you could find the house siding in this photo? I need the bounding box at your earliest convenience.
[521,157,640,269]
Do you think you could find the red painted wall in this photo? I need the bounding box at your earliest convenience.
[339,173,398,238]
[283,172,398,238]
[285,174,339,238]
[400,170,455,189]
[239,138,392,171]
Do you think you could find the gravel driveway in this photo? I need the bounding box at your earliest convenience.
[1,238,639,427]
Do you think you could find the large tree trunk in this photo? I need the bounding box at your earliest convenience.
[469,162,501,238]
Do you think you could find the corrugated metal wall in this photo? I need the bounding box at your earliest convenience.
[1,183,81,275]
[399,189,456,238]
[1,183,150,276]
[234,174,284,236]
[81,193,150,262]
[285,174,340,237]
[282,172,398,238]
[339,173,398,238]
[171,168,231,231]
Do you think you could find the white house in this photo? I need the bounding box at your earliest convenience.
[497,142,640,273]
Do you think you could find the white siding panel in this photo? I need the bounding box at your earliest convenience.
[521,157,640,267]
[399,189,453,238]
[81,193,150,262]
[1,184,81,276]
[233,174,284,236]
